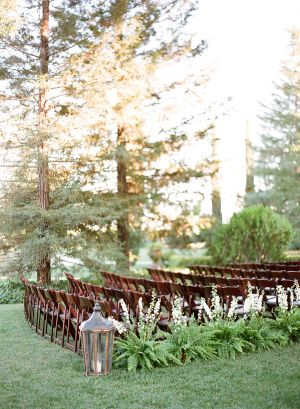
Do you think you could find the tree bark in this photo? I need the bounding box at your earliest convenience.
[117,125,130,267]
[37,0,51,285]
[211,132,222,223]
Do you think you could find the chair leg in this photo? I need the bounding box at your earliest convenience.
[61,309,67,347]
[74,311,80,353]
[35,299,41,333]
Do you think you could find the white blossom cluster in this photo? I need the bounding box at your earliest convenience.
[120,298,130,325]
[199,295,239,321]
[171,296,188,328]
[276,285,288,312]
[137,295,162,338]
[244,282,265,314]
[227,296,238,319]
[144,296,161,326]
[293,280,300,302]
[198,298,212,321]
[108,316,128,334]
[210,285,223,319]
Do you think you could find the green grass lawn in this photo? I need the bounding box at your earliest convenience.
[1,304,300,409]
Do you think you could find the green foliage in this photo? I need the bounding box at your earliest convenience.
[148,242,163,264]
[114,332,179,371]
[208,205,293,264]
[164,253,212,269]
[0,279,24,304]
[162,322,217,363]
[238,315,278,351]
[270,308,300,342]
[0,0,211,280]
[249,30,300,240]
[113,290,300,372]
[2,304,300,409]
[206,321,254,359]
[148,245,212,269]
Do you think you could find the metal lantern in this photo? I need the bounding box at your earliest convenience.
[80,301,115,376]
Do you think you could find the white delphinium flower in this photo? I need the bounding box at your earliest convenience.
[211,285,223,319]
[145,295,160,326]
[120,298,130,325]
[108,317,128,334]
[256,291,265,313]
[200,298,213,321]
[154,297,161,316]
[227,297,238,320]
[244,282,256,314]
[197,301,204,323]
[138,294,161,340]
[172,296,188,328]
[138,297,145,320]
[277,285,288,312]
[290,290,294,308]
[293,280,300,302]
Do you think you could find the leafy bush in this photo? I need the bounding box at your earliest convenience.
[163,323,218,363]
[238,315,278,351]
[111,287,300,372]
[270,308,300,342]
[0,279,24,304]
[114,332,179,371]
[206,321,254,359]
[208,205,293,264]
[113,297,179,371]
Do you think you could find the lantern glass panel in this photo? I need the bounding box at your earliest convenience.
[84,331,114,375]
[107,331,114,370]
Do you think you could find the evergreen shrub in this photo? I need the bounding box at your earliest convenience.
[0,279,24,304]
[208,205,293,264]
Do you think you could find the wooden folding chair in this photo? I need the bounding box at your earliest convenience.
[47,289,66,345]
[59,291,78,351]
[287,271,300,281]
[31,285,45,335]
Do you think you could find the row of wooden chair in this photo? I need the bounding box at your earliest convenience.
[66,273,252,318]
[100,269,300,297]
[227,261,300,270]
[67,272,300,315]
[21,271,300,354]
[20,276,121,354]
[187,261,300,276]
[148,268,300,283]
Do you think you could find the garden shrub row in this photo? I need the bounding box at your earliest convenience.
[112,287,300,372]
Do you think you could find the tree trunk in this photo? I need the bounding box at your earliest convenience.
[211,132,222,223]
[37,0,51,285]
[117,125,130,268]
[245,120,254,194]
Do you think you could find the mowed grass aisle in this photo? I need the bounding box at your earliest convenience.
[1,305,300,409]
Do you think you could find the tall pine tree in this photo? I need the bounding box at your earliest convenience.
[250,29,300,244]
[59,1,211,268]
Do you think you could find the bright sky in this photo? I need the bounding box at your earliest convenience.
[191,0,300,221]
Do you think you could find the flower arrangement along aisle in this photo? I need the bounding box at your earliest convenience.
[111,282,300,371]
